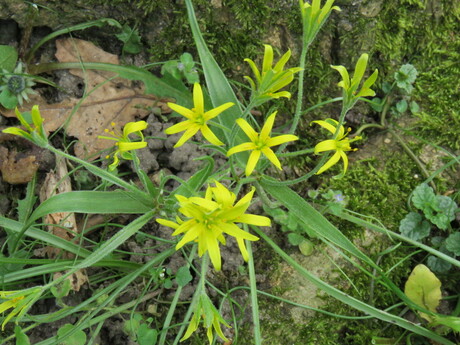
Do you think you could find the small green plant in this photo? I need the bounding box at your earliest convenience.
[123,313,158,345]
[399,183,459,272]
[161,52,200,85]
[371,64,420,117]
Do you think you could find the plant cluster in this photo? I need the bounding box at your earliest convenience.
[0,1,459,345]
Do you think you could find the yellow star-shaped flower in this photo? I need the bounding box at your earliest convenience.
[157,181,270,271]
[312,118,361,175]
[98,121,148,170]
[166,83,234,147]
[227,111,299,176]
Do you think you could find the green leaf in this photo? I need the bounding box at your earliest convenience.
[176,266,193,287]
[404,264,441,322]
[287,232,304,246]
[395,99,408,113]
[428,255,452,273]
[399,212,431,241]
[445,232,460,256]
[395,64,418,85]
[409,100,420,114]
[432,315,460,333]
[0,45,18,71]
[0,88,19,109]
[57,324,87,345]
[298,239,314,256]
[427,195,457,230]
[116,24,142,54]
[412,183,436,213]
[137,324,158,345]
[14,326,30,345]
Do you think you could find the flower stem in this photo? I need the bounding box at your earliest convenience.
[246,236,262,345]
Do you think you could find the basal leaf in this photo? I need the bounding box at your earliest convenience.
[399,212,431,241]
[412,183,436,213]
[0,45,18,71]
[445,232,460,256]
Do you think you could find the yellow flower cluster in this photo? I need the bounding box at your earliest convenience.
[157,181,270,271]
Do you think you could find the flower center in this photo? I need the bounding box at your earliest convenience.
[8,76,26,94]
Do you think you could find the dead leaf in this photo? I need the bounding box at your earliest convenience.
[4,38,171,159]
[53,270,88,292]
[0,146,39,184]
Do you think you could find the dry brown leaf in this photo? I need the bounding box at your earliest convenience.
[4,38,169,159]
[53,270,88,292]
[0,146,39,184]
[39,156,88,291]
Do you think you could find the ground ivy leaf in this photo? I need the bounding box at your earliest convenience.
[412,183,436,213]
[14,326,30,345]
[137,324,158,345]
[399,212,431,240]
[57,324,87,345]
[427,255,452,273]
[445,232,460,255]
[176,266,192,287]
[404,264,441,322]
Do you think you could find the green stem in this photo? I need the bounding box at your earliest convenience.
[289,39,309,136]
[159,246,197,345]
[246,237,262,345]
[354,123,385,137]
[388,128,437,192]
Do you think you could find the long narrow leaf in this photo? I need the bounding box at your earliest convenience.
[0,216,91,258]
[185,0,246,148]
[28,191,152,225]
[254,226,455,345]
[260,181,374,266]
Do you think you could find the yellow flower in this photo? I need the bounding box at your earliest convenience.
[299,0,341,45]
[331,53,378,108]
[227,111,299,176]
[2,105,48,147]
[166,83,234,147]
[0,288,42,330]
[312,118,361,175]
[181,294,230,344]
[244,44,302,104]
[157,181,270,271]
[98,121,148,170]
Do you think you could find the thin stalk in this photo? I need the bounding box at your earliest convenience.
[246,237,262,345]
[158,245,197,345]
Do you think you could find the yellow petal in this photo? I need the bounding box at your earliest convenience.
[164,120,193,134]
[262,44,274,74]
[260,112,277,141]
[237,237,249,262]
[311,119,338,135]
[261,147,282,170]
[203,102,234,121]
[227,142,257,156]
[118,141,147,152]
[167,102,196,119]
[200,124,224,146]
[246,150,261,176]
[206,235,222,271]
[266,134,298,147]
[314,139,338,153]
[174,125,200,147]
[331,65,350,90]
[193,83,205,115]
[123,121,147,136]
[156,219,180,229]
[236,118,259,143]
[237,214,271,227]
[316,151,341,174]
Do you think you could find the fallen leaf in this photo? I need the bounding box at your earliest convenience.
[404,264,441,322]
[39,155,88,291]
[53,270,88,292]
[4,38,171,159]
[0,145,39,184]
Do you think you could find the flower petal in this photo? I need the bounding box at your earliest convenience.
[156,218,179,229]
[262,44,274,74]
[266,134,298,147]
[227,142,257,156]
[261,147,282,170]
[193,83,204,115]
[200,124,224,146]
[203,102,234,121]
[206,235,222,271]
[316,151,341,174]
[174,125,200,147]
[167,102,196,119]
[237,214,271,226]
[314,139,338,153]
[123,121,147,136]
[246,150,261,176]
[164,120,194,134]
[236,118,259,143]
[260,112,277,141]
